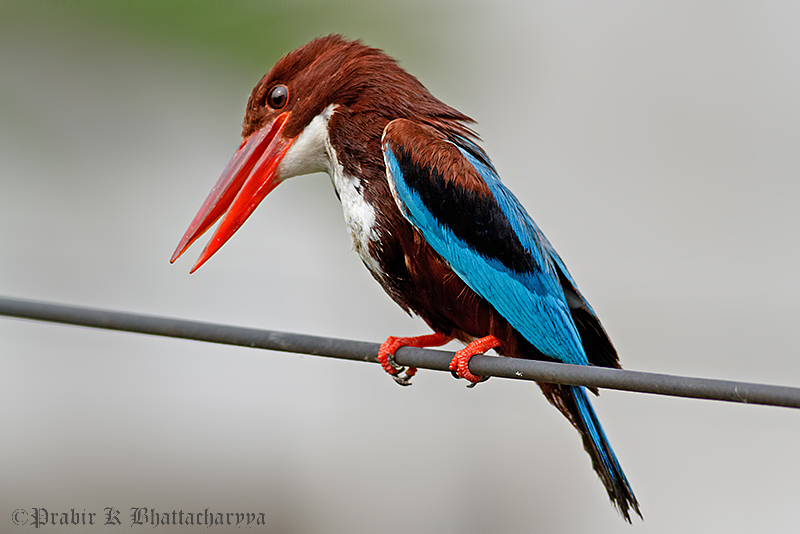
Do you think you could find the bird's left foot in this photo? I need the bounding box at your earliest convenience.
[449,335,501,388]
[377,332,453,386]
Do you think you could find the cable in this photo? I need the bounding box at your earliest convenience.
[1,296,798,409]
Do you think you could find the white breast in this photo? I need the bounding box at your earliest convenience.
[277,105,383,278]
[327,143,384,278]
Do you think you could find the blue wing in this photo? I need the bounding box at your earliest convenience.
[381,119,590,366]
[382,120,639,519]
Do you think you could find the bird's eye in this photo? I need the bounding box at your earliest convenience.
[267,85,289,109]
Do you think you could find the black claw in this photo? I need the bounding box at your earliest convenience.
[392,374,414,387]
[465,375,490,389]
[386,354,414,386]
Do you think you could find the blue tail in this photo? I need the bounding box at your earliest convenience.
[543,384,641,521]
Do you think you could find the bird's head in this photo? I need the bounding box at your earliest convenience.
[170,35,472,272]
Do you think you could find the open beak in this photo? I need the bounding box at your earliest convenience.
[170,112,294,273]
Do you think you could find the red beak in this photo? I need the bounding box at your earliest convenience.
[171,112,294,273]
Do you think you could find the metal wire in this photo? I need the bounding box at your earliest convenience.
[1,295,799,409]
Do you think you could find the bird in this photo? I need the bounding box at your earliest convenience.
[170,35,641,521]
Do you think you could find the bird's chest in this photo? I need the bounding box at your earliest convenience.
[329,165,384,277]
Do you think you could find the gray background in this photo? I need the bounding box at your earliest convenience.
[2,2,798,532]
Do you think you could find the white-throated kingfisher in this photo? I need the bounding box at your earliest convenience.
[171,35,641,521]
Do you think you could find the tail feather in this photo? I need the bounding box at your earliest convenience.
[540,383,641,522]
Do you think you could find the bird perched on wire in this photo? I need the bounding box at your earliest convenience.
[171,35,641,521]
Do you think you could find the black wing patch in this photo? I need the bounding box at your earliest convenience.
[392,141,538,275]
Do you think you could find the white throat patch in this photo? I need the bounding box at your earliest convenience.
[277,106,335,179]
[279,104,382,277]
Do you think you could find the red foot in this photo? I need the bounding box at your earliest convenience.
[378,332,453,386]
[449,335,501,385]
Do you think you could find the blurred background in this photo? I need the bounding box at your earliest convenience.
[2,1,799,532]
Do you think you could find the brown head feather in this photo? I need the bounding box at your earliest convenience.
[242,35,475,140]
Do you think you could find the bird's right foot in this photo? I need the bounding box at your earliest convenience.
[448,335,501,387]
